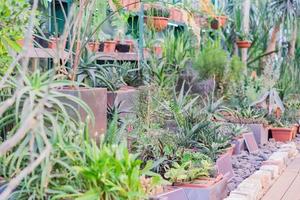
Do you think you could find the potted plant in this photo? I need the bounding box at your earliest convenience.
[165,155,219,188]
[164,156,228,199]
[268,116,294,142]
[225,123,250,154]
[144,7,170,32]
[103,39,117,53]
[236,32,252,49]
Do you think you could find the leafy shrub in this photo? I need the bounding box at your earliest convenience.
[0,0,30,76]
[193,41,228,81]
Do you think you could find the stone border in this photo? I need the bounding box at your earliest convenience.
[225,142,298,200]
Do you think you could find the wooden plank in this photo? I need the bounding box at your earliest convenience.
[262,171,297,200]
[282,173,300,200]
[24,48,69,59]
[286,157,300,173]
[95,52,150,61]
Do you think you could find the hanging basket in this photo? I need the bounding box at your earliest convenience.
[236,40,252,49]
[144,16,169,32]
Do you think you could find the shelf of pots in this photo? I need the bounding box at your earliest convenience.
[18,35,69,59]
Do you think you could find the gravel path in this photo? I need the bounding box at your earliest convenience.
[227,139,284,191]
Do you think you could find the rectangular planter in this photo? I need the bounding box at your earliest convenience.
[245,123,268,145]
[232,137,246,155]
[107,87,138,119]
[150,176,228,200]
[180,176,228,200]
[60,87,107,140]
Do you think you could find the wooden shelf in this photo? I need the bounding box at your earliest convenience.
[24,48,69,59]
[95,52,149,61]
[24,48,151,61]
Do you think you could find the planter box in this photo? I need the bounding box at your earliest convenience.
[179,176,228,200]
[60,87,107,140]
[232,137,246,155]
[216,154,234,181]
[107,87,138,118]
[270,128,293,142]
[245,123,268,145]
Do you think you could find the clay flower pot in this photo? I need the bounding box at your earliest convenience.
[169,8,183,22]
[236,40,252,49]
[87,41,100,52]
[145,16,169,32]
[270,128,293,142]
[174,174,223,188]
[103,41,116,53]
[17,36,35,48]
[124,39,135,52]
[48,37,60,49]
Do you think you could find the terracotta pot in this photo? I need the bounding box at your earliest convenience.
[169,8,183,22]
[270,128,293,142]
[48,37,60,49]
[103,41,116,53]
[236,40,252,49]
[174,174,223,188]
[87,42,100,52]
[17,36,35,48]
[144,16,169,32]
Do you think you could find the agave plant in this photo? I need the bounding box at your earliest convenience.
[0,69,93,199]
